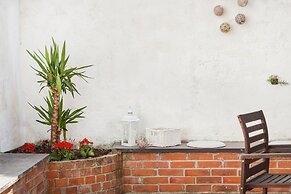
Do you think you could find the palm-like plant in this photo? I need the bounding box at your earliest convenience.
[30,93,86,141]
[28,39,91,144]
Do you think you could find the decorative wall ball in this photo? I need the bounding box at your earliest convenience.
[220,22,231,33]
[235,14,246,24]
[214,5,224,16]
[238,0,248,7]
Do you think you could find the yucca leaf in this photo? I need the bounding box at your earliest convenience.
[75,64,93,70]
[56,74,62,94]
[30,66,46,78]
[45,46,50,65]
[68,121,78,124]
[29,103,48,120]
[60,41,66,74]
[33,51,46,67]
[36,120,51,125]
[40,105,49,115]
[63,67,77,77]
[64,55,69,66]
[39,86,46,93]
[70,106,87,115]
[27,50,48,74]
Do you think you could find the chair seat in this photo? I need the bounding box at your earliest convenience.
[248,173,291,187]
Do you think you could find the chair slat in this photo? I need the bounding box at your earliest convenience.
[248,162,267,178]
[266,174,280,183]
[246,158,261,164]
[276,174,288,184]
[249,133,265,144]
[282,175,291,183]
[248,174,291,186]
[250,142,267,153]
[247,123,264,133]
[250,173,270,184]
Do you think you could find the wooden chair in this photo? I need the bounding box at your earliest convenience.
[238,110,291,194]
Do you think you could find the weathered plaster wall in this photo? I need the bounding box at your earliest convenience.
[19,0,291,144]
[0,0,22,151]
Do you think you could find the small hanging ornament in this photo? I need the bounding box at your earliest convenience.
[238,0,248,7]
[220,22,231,33]
[214,5,224,16]
[235,14,246,24]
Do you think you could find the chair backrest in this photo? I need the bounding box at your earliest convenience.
[238,110,270,180]
[238,110,269,154]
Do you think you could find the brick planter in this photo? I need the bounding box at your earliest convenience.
[47,153,122,194]
[4,144,291,193]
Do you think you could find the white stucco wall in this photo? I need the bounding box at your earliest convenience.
[18,0,291,144]
[0,0,22,151]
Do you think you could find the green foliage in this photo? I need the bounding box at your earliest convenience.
[267,75,288,86]
[27,38,92,96]
[30,92,86,141]
[79,145,95,158]
[79,138,95,158]
[50,149,76,161]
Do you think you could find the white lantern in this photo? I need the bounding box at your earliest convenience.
[121,108,139,146]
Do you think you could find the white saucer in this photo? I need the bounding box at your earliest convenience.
[187,141,226,148]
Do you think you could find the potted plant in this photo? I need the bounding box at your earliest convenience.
[25,39,122,193]
[27,38,91,144]
[267,75,288,85]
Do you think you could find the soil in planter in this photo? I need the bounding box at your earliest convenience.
[6,144,112,159]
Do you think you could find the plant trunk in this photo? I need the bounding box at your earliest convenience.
[51,88,60,144]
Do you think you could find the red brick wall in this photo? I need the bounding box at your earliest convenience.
[47,153,122,194]
[1,157,49,194]
[122,152,291,193]
[3,152,291,193]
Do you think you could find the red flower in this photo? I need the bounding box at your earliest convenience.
[53,141,74,150]
[20,143,35,153]
[79,138,93,146]
[40,140,49,146]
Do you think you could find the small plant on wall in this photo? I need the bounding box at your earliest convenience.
[28,38,91,145]
[267,75,288,86]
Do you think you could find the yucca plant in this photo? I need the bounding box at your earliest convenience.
[30,92,86,141]
[28,38,91,144]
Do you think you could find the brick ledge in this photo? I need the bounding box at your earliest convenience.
[114,142,245,153]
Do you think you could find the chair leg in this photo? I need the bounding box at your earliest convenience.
[240,187,246,194]
[263,188,268,194]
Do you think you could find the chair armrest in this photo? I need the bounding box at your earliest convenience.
[241,153,291,159]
